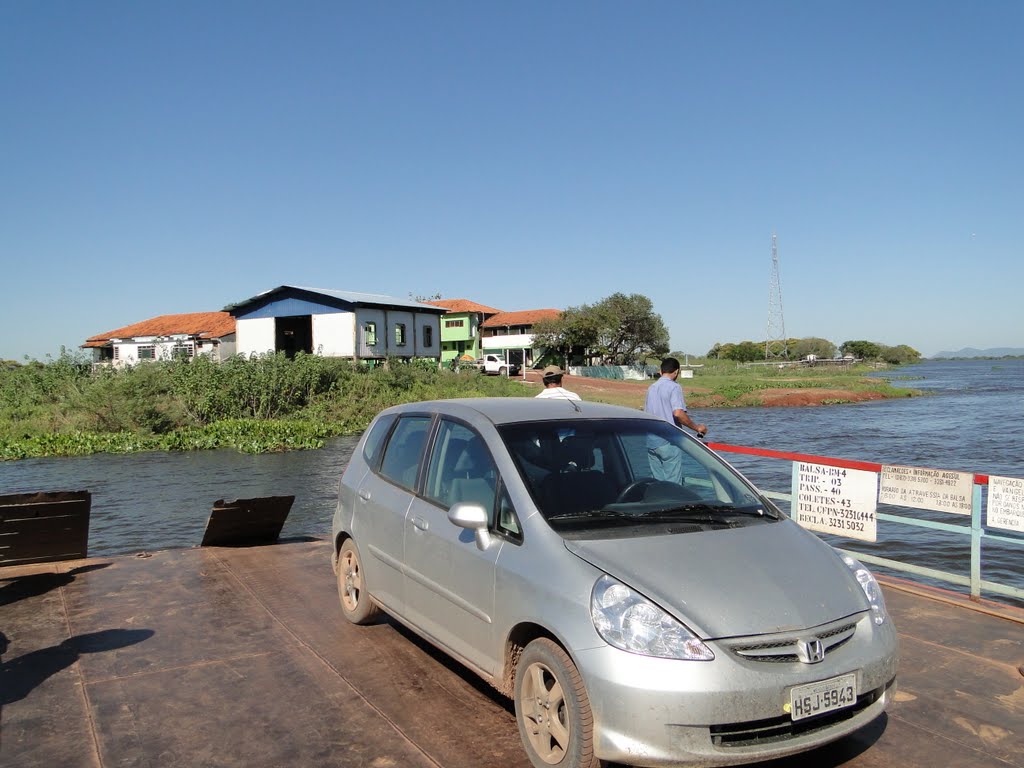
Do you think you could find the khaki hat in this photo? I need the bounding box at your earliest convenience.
[542,365,565,378]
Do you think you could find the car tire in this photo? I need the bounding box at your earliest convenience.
[337,538,381,625]
[500,366,508,376]
[514,638,600,768]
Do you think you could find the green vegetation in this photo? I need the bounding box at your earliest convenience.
[706,337,922,365]
[532,293,670,365]
[687,359,915,407]
[0,352,922,460]
[0,352,528,460]
[586,358,920,410]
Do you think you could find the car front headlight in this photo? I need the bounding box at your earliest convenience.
[590,575,714,660]
[842,555,888,625]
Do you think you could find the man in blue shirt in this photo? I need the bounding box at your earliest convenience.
[645,357,707,481]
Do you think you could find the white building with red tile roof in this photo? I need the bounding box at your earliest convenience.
[481,308,562,371]
[82,312,236,366]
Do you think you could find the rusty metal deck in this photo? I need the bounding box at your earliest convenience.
[2,538,1022,768]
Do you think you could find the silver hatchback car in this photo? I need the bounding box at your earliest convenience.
[331,398,898,768]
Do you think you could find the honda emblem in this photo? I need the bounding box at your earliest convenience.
[797,638,825,664]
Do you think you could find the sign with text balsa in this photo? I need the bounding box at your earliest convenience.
[878,465,973,515]
[794,461,879,542]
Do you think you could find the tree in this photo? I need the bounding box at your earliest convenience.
[840,340,882,360]
[879,344,922,364]
[531,307,598,365]
[792,337,837,360]
[730,341,762,362]
[531,293,669,366]
[409,291,442,302]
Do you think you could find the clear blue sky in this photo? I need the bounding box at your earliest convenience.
[2,1,1020,361]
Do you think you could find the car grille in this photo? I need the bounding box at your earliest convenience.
[724,618,859,663]
[709,678,893,748]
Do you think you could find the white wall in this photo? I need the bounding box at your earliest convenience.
[483,333,534,350]
[313,313,355,357]
[237,317,276,357]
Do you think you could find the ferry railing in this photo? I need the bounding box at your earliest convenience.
[707,442,1024,604]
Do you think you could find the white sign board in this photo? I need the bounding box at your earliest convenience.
[878,465,973,515]
[794,461,879,542]
[987,475,1024,532]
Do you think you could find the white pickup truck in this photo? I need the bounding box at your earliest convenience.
[474,354,519,376]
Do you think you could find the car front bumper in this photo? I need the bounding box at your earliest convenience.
[572,617,898,767]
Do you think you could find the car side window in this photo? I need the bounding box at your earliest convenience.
[379,415,432,490]
[361,413,397,469]
[424,420,497,515]
[496,485,521,539]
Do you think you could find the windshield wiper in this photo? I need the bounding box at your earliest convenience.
[546,508,633,522]
[639,503,771,522]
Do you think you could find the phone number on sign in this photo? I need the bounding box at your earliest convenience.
[835,509,875,522]
[826,518,867,533]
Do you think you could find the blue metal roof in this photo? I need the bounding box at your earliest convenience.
[224,285,447,318]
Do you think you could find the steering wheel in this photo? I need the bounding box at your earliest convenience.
[615,478,659,503]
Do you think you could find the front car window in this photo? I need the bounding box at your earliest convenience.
[424,420,497,512]
[423,420,521,539]
[498,418,776,537]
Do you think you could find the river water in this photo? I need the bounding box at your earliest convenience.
[2,359,1022,600]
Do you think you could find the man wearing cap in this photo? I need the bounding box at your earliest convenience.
[535,365,581,400]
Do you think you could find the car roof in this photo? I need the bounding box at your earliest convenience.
[383,397,660,426]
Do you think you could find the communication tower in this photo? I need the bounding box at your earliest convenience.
[765,232,788,360]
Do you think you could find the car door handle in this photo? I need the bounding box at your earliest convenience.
[358,489,371,501]
[411,515,428,531]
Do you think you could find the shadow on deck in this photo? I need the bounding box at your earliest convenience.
[1,539,1021,767]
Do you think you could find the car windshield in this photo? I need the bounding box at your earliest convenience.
[498,418,778,535]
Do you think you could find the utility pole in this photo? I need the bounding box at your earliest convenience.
[765,232,788,360]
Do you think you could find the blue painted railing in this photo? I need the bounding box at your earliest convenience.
[708,442,1024,604]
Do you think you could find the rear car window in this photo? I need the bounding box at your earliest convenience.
[379,415,432,490]
[361,413,397,468]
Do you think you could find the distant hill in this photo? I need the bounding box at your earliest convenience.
[931,347,1024,359]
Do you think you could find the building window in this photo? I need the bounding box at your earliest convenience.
[113,346,120,361]
[364,322,377,346]
[395,323,407,347]
[423,326,433,347]
[445,319,465,328]
[172,343,194,359]
[138,346,156,360]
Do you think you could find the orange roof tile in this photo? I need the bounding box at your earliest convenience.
[423,298,504,314]
[83,312,236,348]
[482,309,561,327]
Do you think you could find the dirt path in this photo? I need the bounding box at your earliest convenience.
[516,370,889,407]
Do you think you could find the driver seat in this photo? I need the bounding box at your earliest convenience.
[540,437,616,516]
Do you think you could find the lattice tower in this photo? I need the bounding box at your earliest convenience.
[765,232,788,360]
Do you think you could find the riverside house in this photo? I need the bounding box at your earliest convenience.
[224,285,444,363]
[481,308,561,372]
[422,298,503,366]
[82,312,237,366]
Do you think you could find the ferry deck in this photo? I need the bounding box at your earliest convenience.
[2,538,1022,767]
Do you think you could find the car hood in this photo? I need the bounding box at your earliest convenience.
[565,522,867,639]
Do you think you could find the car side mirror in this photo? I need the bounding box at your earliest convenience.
[448,502,492,551]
